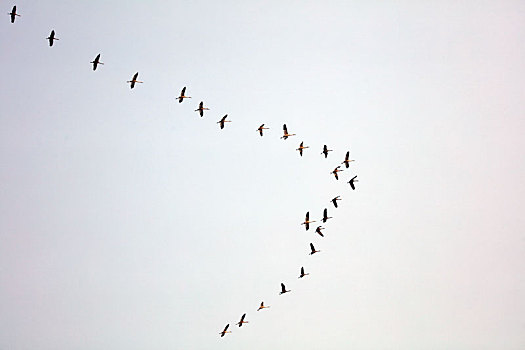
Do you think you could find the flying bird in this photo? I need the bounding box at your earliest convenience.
[331,166,343,180]
[321,145,333,158]
[257,301,270,311]
[309,243,320,255]
[322,208,332,223]
[217,115,231,129]
[348,175,358,190]
[331,196,341,208]
[279,283,291,295]
[257,124,269,136]
[315,226,325,237]
[90,54,103,71]
[127,72,143,89]
[8,6,20,23]
[177,87,191,103]
[237,313,249,327]
[342,151,355,168]
[46,30,59,46]
[219,324,231,337]
[301,211,316,231]
[298,267,309,278]
[280,124,296,140]
[296,141,309,156]
[195,101,209,117]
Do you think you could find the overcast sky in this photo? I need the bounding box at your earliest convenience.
[1,1,524,349]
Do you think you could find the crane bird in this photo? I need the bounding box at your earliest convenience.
[217,115,231,129]
[9,6,20,23]
[309,243,321,255]
[236,313,249,327]
[279,283,291,295]
[298,266,309,278]
[321,145,333,158]
[257,124,269,136]
[127,72,143,89]
[280,124,296,140]
[296,141,309,156]
[257,301,270,311]
[195,101,209,117]
[315,226,325,237]
[331,196,341,208]
[342,151,355,168]
[90,54,103,71]
[331,166,343,180]
[46,30,59,46]
[348,175,358,190]
[301,211,316,231]
[177,86,191,103]
[219,324,231,337]
[322,208,332,223]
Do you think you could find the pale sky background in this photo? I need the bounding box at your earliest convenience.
[1,1,524,349]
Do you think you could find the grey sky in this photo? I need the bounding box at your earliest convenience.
[1,1,524,349]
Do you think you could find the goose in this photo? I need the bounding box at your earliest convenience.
[315,226,325,237]
[217,115,231,129]
[322,208,332,223]
[331,166,343,180]
[280,124,296,140]
[219,324,231,337]
[321,145,332,158]
[309,243,320,255]
[298,267,309,278]
[90,54,103,71]
[279,283,291,295]
[195,101,209,117]
[9,6,20,23]
[348,175,358,190]
[127,72,143,89]
[257,124,269,136]
[177,86,191,103]
[46,30,59,47]
[331,196,341,208]
[237,313,249,327]
[257,301,270,311]
[296,141,309,156]
[342,151,355,168]
[301,211,316,231]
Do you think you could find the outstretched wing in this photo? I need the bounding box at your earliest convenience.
[281,283,286,292]
[283,124,288,134]
[310,243,315,252]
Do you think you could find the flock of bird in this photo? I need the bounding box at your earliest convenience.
[7,5,359,338]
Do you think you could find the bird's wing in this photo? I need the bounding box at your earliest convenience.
[133,72,139,80]
[324,208,327,217]
[224,324,229,332]
[301,267,304,274]
[283,124,288,134]
[281,283,285,292]
[240,314,245,322]
[310,243,315,251]
[345,151,349,161]
[306,212,309,220]
[181,87,186,95]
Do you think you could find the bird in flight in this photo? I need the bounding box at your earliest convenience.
[90,54,103,71]
[280,124,296,140]
[309,243,320,255]
[257,124,269,136]
[348,175,358,190]
[257,301,270,311]
[331,166,343,180]
[322,208,332,223]
[301,211,316,231]
[236,313,249,327]
[279,283,291,295]
[321,145,333,158]
[217,115,232,129]
[9,6,20,23]
[219,324,231,337]
[296,141,309,156]
[177,87,191,103]
[331,196,341,208]
[342,151,355,168]
[298,266,309,278]
[195,101,209,117]
[315,226,325,237]
[127,72,143,89]
[46,30,59,47]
